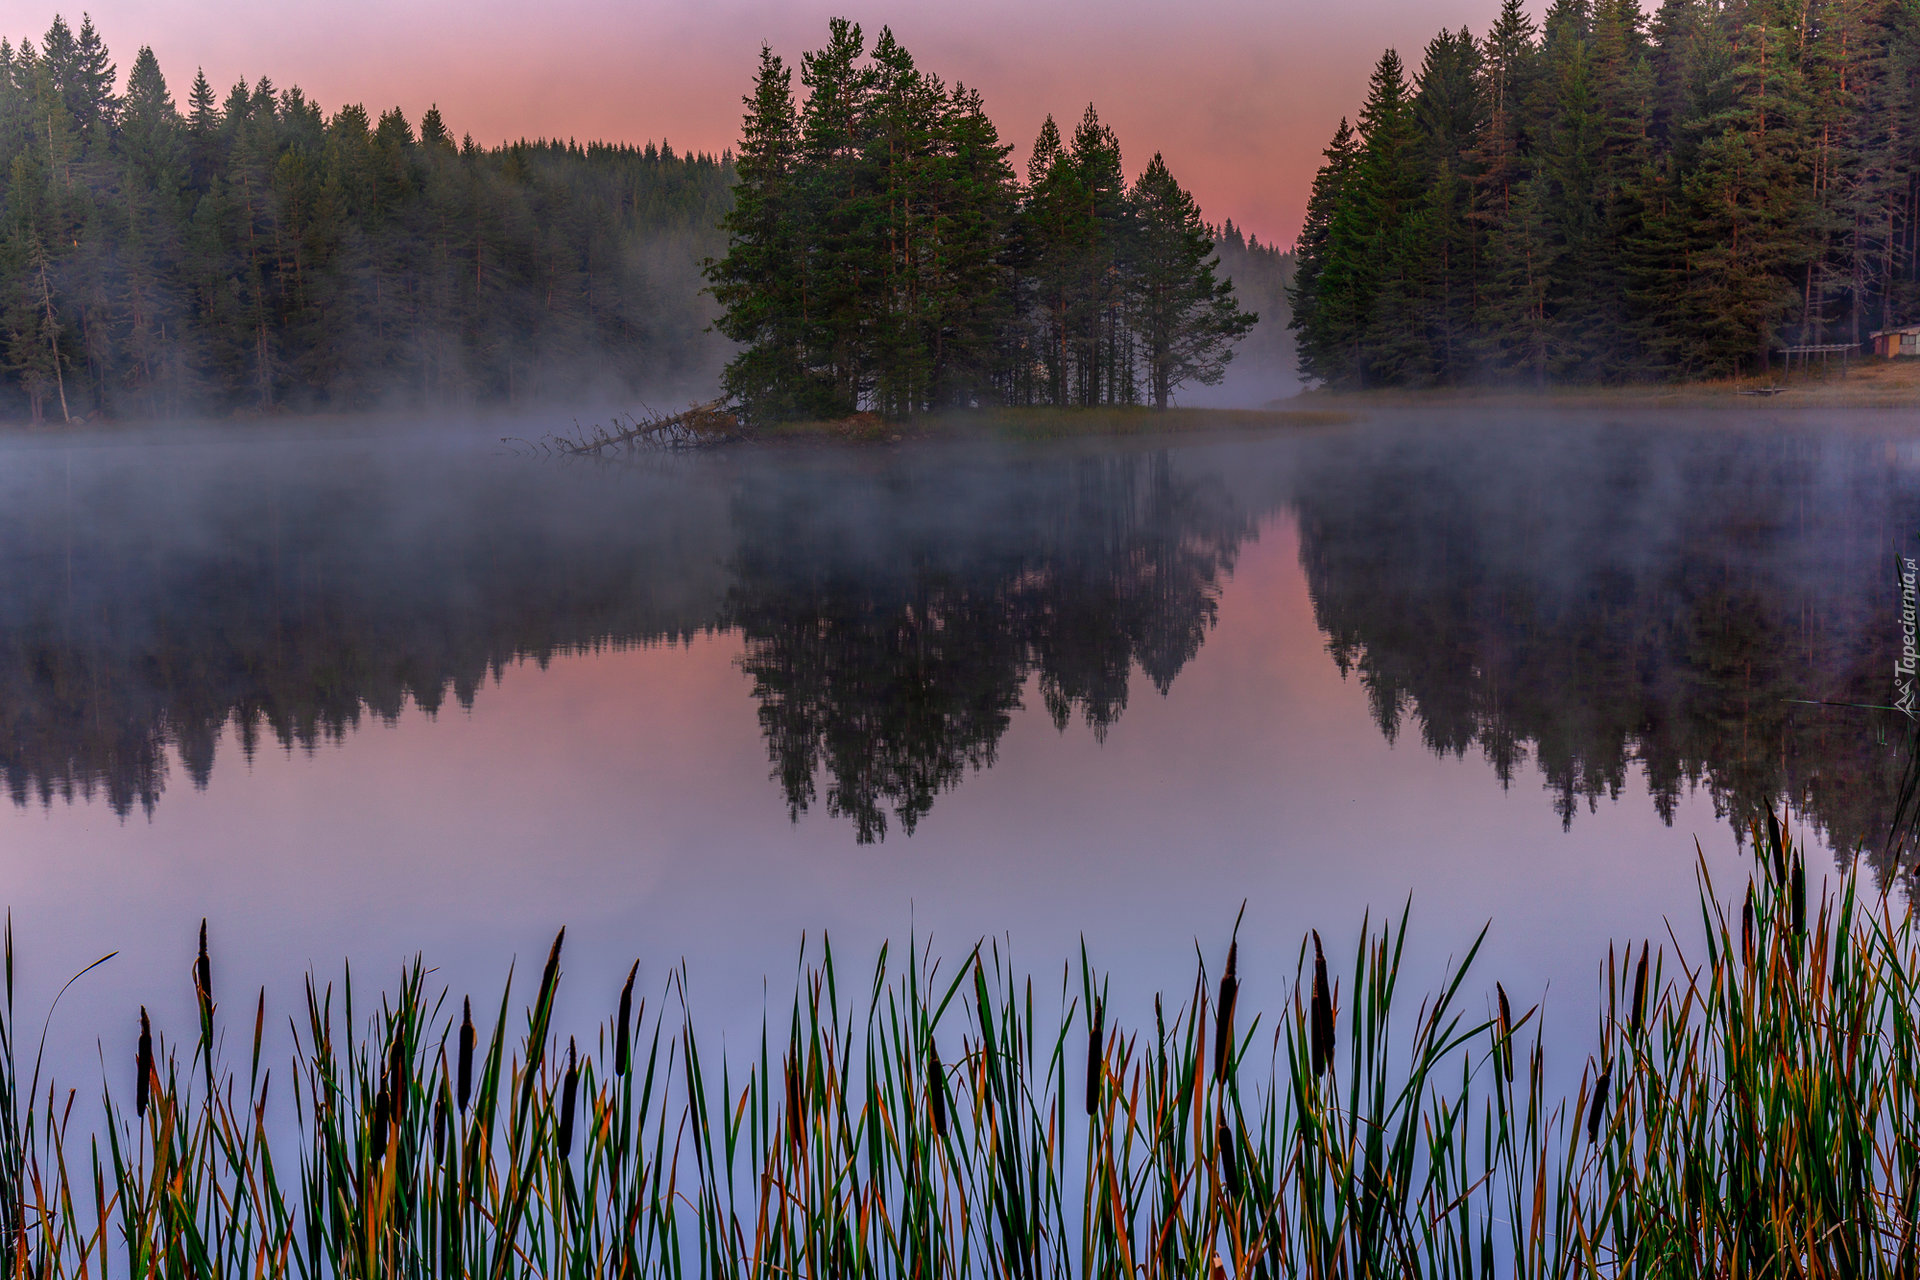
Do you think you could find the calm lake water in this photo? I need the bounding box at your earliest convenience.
[0,411,1913,1095]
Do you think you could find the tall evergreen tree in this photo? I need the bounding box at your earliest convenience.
[1289,118,1361,384]
[1349,49,1432,384]
[1414,28,1487,379]
[1130,153,1255,406]
[709,45,817,420]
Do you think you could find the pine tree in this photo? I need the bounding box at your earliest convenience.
[919,83,1015,408]
[1066,104,1132,404]
[709,45,816,420]
[1129,153,1255,406]
[796,17,872,414]
[1022,113,1083,405]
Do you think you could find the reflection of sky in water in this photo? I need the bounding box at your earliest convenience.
[0,415,1909,1111]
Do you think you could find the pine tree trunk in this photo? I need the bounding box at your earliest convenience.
[37,256,70,424]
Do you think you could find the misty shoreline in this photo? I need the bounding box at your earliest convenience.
[5,368,1919,449]
[0,405,1361,447]
[1287,357,1920,413]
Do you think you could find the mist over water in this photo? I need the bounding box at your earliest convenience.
[0,410,1911,1111]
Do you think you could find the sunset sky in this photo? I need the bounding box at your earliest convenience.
[51,0,1513,246]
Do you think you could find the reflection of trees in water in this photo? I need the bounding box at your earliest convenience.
[727,453,1253,841]
[0,460,727,816]
[7,427,1914,858]
[1294,428,1911,871]
[0,447,1250,838]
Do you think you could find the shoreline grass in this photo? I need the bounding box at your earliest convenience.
[752,405,1354,445]
[0,816,1912,1276]
[1291,355,1920,413]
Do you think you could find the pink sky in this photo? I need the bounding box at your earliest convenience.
[49,0,1514,245]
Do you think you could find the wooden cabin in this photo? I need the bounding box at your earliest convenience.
[1870,326,1920,358]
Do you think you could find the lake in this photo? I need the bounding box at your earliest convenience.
[0,410,1911,1097]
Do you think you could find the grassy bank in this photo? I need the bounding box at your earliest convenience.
[0,817,1910,1277]
[754,405,1353,444]
[1293,355,1920,412]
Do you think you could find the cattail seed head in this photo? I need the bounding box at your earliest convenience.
[1310,930,1335,1079]
[1496,983,1513,1083]
[616,960,638,1078]
[1586,1068,1611,1145]
[785,1055,804,1147]
[388,1033,407,1125]
[1792,858,1806,942]
[1214,940,1238,1087]
[1629,946,1649,1039]
[927,1040,947,1139]
[1742,892,1755,967]
[539,928,566,1001]
[558,1038,579,1158]
[195,920,212,1012]
[1153,993,1167,1086]
[1085,999,1104,1117]
[458,998,474,1113]
[1216,1117,1241,1199]
[136,1007,152,1119]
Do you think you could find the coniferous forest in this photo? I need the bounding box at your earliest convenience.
[1291,0,1920,386]
[0,13,1289,424]
[0,16,734,422]
[706,20,1258,422]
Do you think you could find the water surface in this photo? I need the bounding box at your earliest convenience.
[0,412,1911,1094]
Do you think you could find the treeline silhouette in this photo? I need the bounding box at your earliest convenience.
[1211,224,1296,401]
[1291,0,1920,386]
[708,20,1257,422]
[0,16,733,421]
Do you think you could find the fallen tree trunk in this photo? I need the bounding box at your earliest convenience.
[548,401,744,454]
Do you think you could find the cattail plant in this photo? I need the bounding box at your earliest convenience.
[0,813,1907,1278]
[135,1006,152,1119]
[1086,996,1104,1117]
[457,997,474,1112]
[1213,937,1238,1086]
[1309,929,1334,1078]
[615,961,638,1077]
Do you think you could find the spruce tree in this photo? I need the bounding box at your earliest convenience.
[1289,118,1361,383]
[1067,104,1131,404]
[1350,49,1432,384]
[919,83,1015,408]
[1413,28,1486,380]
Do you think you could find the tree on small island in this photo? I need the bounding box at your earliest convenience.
[705,18,1254,424]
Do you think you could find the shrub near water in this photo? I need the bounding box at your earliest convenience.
[0,816,1910,1277]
